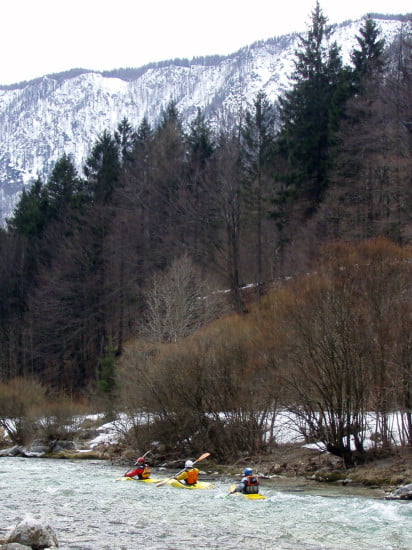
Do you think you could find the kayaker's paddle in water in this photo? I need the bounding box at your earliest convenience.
[155,452,210,487]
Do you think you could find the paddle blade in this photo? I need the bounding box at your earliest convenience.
[155,478,170,487]
[195,452,210,464]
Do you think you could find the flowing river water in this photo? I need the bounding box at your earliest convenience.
[1,457,411,549]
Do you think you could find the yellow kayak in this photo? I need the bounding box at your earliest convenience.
[229,484,267,500]
[117,476,163,483]
[118,476,214,488]
[166,479,215,489]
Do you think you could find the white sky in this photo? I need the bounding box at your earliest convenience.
[1,0,411,85]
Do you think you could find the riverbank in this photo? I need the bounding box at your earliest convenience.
[1,440,410,498]
[211,443,412,493]
[129,442,409,501]
[93,439,412,496]
[2,422,411,495]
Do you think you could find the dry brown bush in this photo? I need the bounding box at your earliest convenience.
[0,377,47,445]
[0,378,93,446]
[117,314,279,460]
[35,396,90,442]
[254,238,411,466]
[116,238,411,463]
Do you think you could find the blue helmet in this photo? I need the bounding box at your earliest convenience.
[244,467,253,476]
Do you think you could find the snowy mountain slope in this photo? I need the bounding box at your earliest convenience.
[0,15,408,224]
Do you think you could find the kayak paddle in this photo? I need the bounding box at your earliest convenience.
[155,452,210,487]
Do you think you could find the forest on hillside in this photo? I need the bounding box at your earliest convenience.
[0,5,411,463]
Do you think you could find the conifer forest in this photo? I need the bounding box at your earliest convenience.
[0,5,411,464]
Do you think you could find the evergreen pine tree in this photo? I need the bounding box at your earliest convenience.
[157,99,182,133]
[114,117,137,167]
[351,18,385,87]
[84,130,121,204]
[45,154,84,221]
[185,107,218,265]
[136,116,153,148]
[8,177,48,237]
[241,91,276,290]
[277,2,349,208]
[151,100,187,266]
[187,107,215,166]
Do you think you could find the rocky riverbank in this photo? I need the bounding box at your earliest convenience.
[2,437,411,497]
[1,418,411,497]
[245,443,412,489]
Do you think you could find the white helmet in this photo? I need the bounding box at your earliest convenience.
[185,460,194,468]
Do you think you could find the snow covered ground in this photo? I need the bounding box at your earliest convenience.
[85,410,408,453]
[0,410,407,454]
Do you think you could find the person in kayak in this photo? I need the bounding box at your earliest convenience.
[125,457,151,479]
[230,467,260,494]
[174,459,199,486]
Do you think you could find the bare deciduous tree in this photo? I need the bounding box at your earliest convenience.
[264,239,411,466]
[142,254,226,343]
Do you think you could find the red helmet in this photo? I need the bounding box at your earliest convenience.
[135,457,145,464]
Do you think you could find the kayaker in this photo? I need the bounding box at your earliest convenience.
[230,467,260,494]
[125,457,151,480]
[174,459,199,486]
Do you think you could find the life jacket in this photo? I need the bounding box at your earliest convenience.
[185,468,199,485]
[140,466,151,479]
[244,475,259,494]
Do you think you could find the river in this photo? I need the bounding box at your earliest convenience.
[1,457,411,549]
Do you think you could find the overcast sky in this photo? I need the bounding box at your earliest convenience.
[1,0,410,85]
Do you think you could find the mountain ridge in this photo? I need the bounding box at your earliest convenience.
[0,13,409,224]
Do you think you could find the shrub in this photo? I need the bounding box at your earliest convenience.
[0,377,47,445]
[35,397,88,441]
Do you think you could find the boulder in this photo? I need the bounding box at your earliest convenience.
[0,446,25,457]
[385,483,412,500]
[23,442,50,457]
[0,444,49,458]
[50,441,75,452]
[4,515,58,549]
[76,428,99,441]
